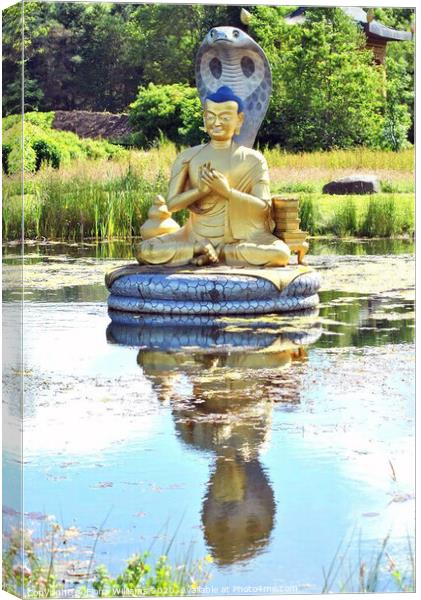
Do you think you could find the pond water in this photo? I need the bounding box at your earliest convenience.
[3,239,415,595]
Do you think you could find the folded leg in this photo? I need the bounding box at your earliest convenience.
[222,233,291,267]
[136,229,194,266]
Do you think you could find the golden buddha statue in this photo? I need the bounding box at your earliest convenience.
[136,86,291,268]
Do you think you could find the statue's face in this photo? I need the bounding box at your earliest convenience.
[204,100,244,141]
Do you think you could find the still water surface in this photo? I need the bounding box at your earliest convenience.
[3,239,415,594]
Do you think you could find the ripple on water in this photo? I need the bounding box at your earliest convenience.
[2,240,415,593]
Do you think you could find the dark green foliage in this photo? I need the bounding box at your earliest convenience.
[33,140,60,170]
[2,144,12,175]
[129,84,204,148]
[2,3,242,116]
[1,4,414,150]
[252,7,386,151]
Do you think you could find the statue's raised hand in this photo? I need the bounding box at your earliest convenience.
[198,163,212,195]
[201,165,231,199]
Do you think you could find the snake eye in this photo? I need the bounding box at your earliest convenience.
[210,29,216,38]
[233,30,240,38]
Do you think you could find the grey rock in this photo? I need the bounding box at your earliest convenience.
[322,175,380,195]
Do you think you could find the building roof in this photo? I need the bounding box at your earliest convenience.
[285,7,413,42]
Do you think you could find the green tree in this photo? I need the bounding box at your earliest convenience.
[370,8,414,145]
[2,1,50,114]
[2,3,414,151]
[128,4,240,87]
[251,7,385,151]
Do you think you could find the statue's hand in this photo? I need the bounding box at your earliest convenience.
[201,166,231,199]
[198,164,211,195]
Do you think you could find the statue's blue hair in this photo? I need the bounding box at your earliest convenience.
[205,86,244,113]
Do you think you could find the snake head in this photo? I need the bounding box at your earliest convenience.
[206,26,250,48]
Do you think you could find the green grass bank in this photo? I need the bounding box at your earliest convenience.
[2,138,414,242]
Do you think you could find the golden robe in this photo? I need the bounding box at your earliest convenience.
[136,142,290,267]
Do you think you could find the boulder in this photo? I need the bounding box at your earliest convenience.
[322,175,380,195]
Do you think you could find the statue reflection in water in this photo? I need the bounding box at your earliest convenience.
[107,312,321,566]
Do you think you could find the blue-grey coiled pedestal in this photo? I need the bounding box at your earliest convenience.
[106,266,321,316]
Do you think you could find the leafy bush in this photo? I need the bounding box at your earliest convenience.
[2,112,126,174]
[2,143,12,174]
[92,551,212,596]
[33,139,60,170]
[2,111,55,131]
[129,83,205,148]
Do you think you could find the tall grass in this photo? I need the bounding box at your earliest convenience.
[2,144,414,241]
[3,142,183,241]
[3,172,168,241]
[264,146,414,172]
[299,194,414,237]
[322,534,414,593]
[2,522,213,598]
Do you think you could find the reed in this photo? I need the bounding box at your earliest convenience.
[299,193,414,237]
[4,168,172,241]
[322,534,414,593]
[2,144,414,241]
[2,522,212,598]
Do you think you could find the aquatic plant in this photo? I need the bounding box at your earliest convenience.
[300,193,414,238]
[321,534,414,593]
[360,196,404,237]
[2,521,212,598]
[330,198,358,237]
[2,526,60,598]
[91,551,213,597]
[299,197,319,235]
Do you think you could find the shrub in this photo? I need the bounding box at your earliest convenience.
[33,140,60,170]
[373,43,414,151]
[2,111,55,131]
[2,112,127,174]
[2,143,12,174]
[374,104,412,152]
[129,83,204,148]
